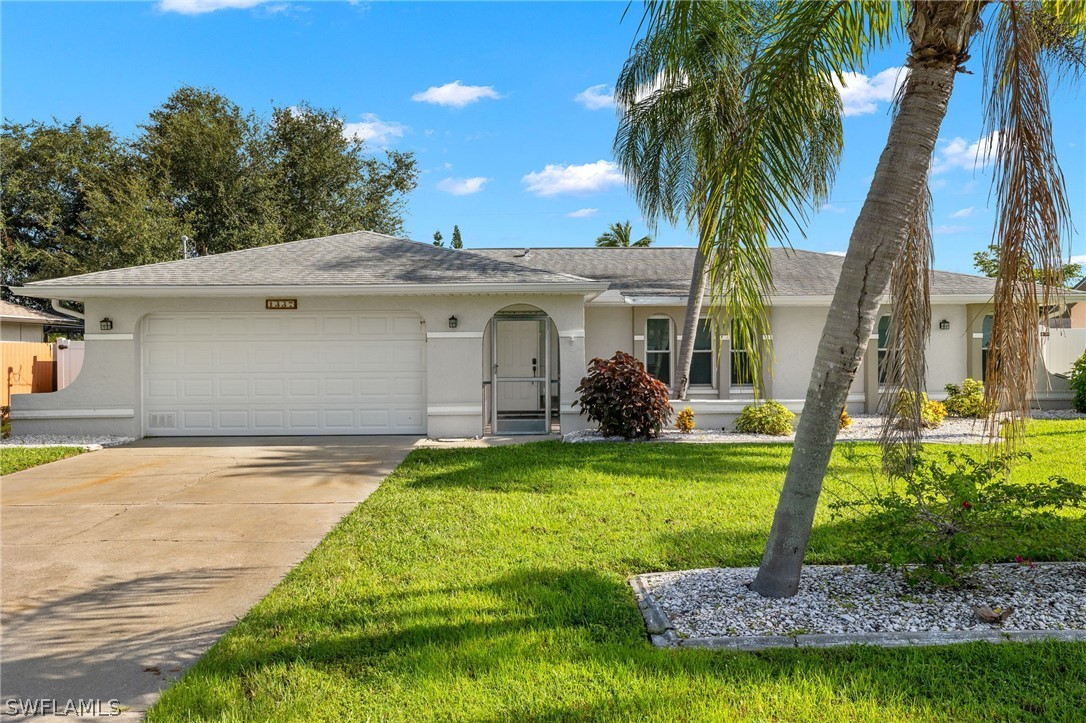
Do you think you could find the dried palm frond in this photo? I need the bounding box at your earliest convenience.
[879,183,933,469]
[981,1,1073,445]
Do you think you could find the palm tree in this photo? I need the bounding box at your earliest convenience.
[634,1,1081,598]
[595,220,653,247]
[614,2,842,400]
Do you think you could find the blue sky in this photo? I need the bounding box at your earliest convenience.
[2,1,1084,275]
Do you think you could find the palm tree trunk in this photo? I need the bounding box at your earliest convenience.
[750,1,982,598]
[673,242,711,399]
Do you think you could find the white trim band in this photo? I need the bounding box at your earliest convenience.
[426,331,484,339]
[427,405,483,416]
[10,408,136,420]
[85,333,134,341]
[559,330,585,338]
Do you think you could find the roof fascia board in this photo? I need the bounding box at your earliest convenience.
[15,282,610,301]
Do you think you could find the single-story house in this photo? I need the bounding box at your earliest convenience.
[0,299,82,342]
[11,230,1083,438]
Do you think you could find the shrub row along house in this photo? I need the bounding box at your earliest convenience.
[11,231,1084,438]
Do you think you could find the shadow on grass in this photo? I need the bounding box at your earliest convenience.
[160,564,1086,721]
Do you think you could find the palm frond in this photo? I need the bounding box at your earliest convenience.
[981,0,1073,444]
[879,183,933,466]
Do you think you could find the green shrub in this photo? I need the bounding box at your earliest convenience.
[574,351,673,439]
[944,378,989,418]
[830,450,1086,586]
[1069,351,1086,413]
[676,406,695,434]
[734,401,794,436]
[892,391,946,429]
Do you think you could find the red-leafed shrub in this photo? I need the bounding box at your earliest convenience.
[574,352,673,439]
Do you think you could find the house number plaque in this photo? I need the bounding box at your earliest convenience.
[265,299,298,310]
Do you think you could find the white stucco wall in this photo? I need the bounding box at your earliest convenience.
[11,293,590,439]
[584,306,633,363]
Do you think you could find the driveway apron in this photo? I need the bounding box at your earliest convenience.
[0,436,415,719]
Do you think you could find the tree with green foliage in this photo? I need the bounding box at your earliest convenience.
[2,87,419,295]
[615,2,839,400]
[634,1,1083,598]
[595,220,653,248]
[1,119,185,296]
[973,243,1082,286]
[136,86,281,257]
[432,230,444,247]
[451,224,463,249]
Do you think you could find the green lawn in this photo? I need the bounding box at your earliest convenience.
[0,446,84,475]
[150,420,1086,721]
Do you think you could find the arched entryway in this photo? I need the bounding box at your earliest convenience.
[483,305,560,434]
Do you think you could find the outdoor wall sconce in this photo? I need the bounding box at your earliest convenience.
[939,319,950,331]
[448,315,458,329]
[100,317,114,331]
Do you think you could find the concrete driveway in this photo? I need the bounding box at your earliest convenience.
[0,436,416,719]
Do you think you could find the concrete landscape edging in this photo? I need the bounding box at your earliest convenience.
[628,573,1086,651]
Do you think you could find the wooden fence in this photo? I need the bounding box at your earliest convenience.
[1,342,55,407]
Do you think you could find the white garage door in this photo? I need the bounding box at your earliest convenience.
[142,311,426,436]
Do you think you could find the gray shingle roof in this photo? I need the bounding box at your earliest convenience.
[471,247,999,298]
[24,231,594,288]
[0,299,80,324]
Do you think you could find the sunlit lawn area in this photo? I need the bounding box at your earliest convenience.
[151,420,1086,721]
[0,446,84,476]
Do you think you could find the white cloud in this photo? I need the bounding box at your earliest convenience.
[819,203,847,214]
[931,131,1001,175]
[574,84,615,111]
[826,250,847,257]
[1071,254,1086,265]
[833,67,906,117]
[950,207,975,219]
[411,81,502,108]
[342,113,407,146]
[522,160,624,196]
[933,224,973,235]
[437,176,490,196]
[157,0,268,13]
[567,208,599,218]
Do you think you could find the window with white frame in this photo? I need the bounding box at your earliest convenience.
[981,314,993,381]
[645,317,671,385]
[690,319,714,387]
[730,322,754,387]
[877,315,891,385]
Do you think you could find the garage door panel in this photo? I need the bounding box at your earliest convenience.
[143,312,426,435]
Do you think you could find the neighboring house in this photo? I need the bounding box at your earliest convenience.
[0,299,82,342]
[11,231,1085,438]
[1072,276,1086,329]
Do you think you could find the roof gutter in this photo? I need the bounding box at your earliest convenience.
[49,298,85,321]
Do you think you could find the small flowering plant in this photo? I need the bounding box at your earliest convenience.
[830,450,1086,586]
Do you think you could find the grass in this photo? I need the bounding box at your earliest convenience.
[1,445,84,475]
[150,420,1086,721]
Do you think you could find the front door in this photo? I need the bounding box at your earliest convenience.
[492,317,550,434]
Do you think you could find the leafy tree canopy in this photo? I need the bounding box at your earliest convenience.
[2,86,418,295]
[972,243,1082,287]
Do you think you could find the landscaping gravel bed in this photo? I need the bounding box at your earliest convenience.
[0,435,134,449]
[566,410,1085,446]
[635,563,1086,640]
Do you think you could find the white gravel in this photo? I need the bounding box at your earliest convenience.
[639,563,1086,638]
[565,410,1085,445]
[0,435,134,449]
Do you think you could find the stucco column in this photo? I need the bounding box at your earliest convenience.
[864,332,881,414]
[425,332,485,438]
[718,333,731,400]
[558,331,588,433]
